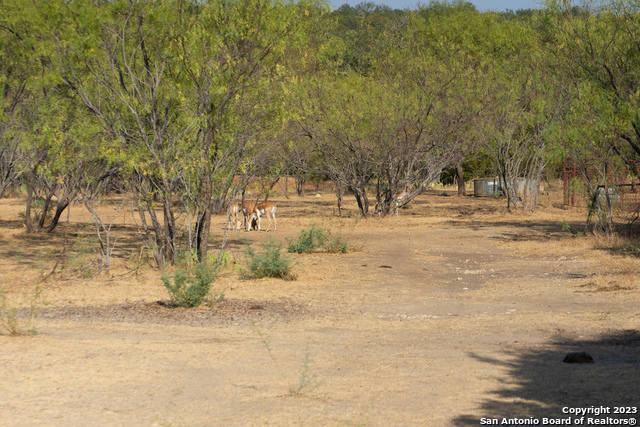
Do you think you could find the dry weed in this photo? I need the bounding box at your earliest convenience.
[575,252,638,293]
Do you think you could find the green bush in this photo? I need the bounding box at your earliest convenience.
[204,288,226,308]
[325,235,350,253]
[243,238,296,280]
[18,197,57,225]
[162,264,217,308]
[175,249,199,268]
[287,224,327,254]
[61,231,100,278]
[216,251,232,269]
[288,224,351,254]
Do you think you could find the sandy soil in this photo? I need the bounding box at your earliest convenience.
[1,186,639,426]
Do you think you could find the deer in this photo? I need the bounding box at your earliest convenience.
[241,201,257,231]
[247,201,277,232]
[226,202,241,231]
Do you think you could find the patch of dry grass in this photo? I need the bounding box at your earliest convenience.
[578,258,639,293]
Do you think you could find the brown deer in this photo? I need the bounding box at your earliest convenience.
[247,201,277,232]
[226,202,241,231]
[241,201,257,231]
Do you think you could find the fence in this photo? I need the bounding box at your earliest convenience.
[563,158,640,214]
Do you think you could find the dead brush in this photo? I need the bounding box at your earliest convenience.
[508,232,633,259]
[579,257,638,293]
[582,273,636,293]
[594,235,640,258]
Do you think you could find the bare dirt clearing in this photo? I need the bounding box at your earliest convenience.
[1,187,639,426]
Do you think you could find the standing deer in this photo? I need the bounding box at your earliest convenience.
[241,201,256,231]
[247,201,277,232]
[226,202,241,231]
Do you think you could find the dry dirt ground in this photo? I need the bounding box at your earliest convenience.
[1,184,639,427]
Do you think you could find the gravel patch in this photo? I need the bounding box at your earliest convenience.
[39,298,309,327]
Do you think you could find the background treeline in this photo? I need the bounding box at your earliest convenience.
[1,0,639,264]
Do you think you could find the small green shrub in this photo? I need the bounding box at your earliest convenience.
[253,326,319,397]
[287,224,327,254]
[162,264,217,308]
[127,245,155,276]
[288,224,351,254]
[61,232,99,278]
[625,245,640,258]
[561,218,584,238]
[325,235,350,253]
[18,197,57,225]
[31,197,46,209]
[290,345,320,397]
[0,286,45,336]
[216,251,232,269]
[204,288,226,308]
[243,238,296,280]
[175,249,199,269]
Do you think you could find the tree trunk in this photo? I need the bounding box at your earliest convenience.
[353,186,369,216]
[334,180,344,216]
[456,161,466,197]
[44,201,69,233]
[196,168,213,264]
[24,168,37,233]
[296,176,305,196]
[38,192,54,229]
[43,192,76,233]
[198,207,212,264]
[136,199,164,268]
[162,196,176,262]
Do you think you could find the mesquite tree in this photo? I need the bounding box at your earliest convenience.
[175,0,314,262]
[46,0,189,263]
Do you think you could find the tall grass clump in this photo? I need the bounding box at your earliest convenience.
[287,224,327,254]
[162,264,217,308]
[243,237,296,280]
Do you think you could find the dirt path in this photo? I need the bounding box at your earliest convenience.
[1,193,639,426]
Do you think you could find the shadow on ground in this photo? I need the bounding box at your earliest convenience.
[454,330,640,426]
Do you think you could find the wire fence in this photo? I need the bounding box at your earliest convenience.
[563,158,640,230]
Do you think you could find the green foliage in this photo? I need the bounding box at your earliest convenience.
[162,264,217,308]
[217,251,232,269]
[625,245,640,258]
[175,249,200,269]
[561,218,583,238]
[126,244,157,276]
[0,286,46,336]
[544,0,640,171]
[325,234,350,253]
[18,197,57,226]
[6,0,640,250]
[60,231,99,278]
[242,238,296,280]
[287,224,327,254]
[287,224,351,254]
[203,288,226,308]
[290,345,319,397]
